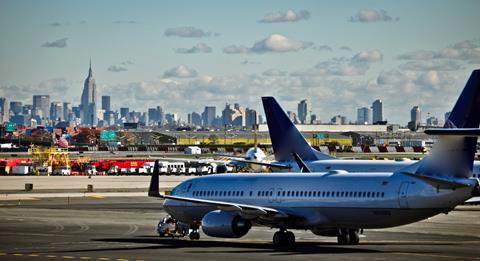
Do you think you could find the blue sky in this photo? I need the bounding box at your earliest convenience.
[1,0,479,124]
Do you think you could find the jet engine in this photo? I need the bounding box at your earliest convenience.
[201,210,251,238]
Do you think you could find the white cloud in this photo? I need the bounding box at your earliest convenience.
[349,9,398,23]
[291,50,383,77]
[396,40,480,63]
[174,43,212,54]
[262,69,287,76]
[399,60,463,71]
[41,38,68,48]
[258,9,310,23]
[223,34,312,54]
[163,65,198,78]
[108,65,127,72]
[353,50,383,63]
[397,50,436,60]
[164,26,217,38]
[222,45,250,54]
[313,45,333,51]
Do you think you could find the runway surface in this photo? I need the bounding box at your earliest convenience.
[1,196,480,260]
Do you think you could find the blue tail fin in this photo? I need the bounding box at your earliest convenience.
[262,97,334,162]
[415,70,480,178]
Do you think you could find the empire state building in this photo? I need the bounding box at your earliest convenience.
[80,60,98,125]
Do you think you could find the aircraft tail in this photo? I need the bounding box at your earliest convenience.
[262,97,334,162]
[148,160,161,198]
[410,70,480,178]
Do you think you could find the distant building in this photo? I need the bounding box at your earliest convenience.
[33,95,50,122]
[287,111,298,124]
[0,97,9,123]
[297,99,310,124]
[331,115,347,125]
[372,99,383,124]
[202,106,216,126]
[63,102,72,121]
[408,106,421,131]
[188,112,202,126]
[222,103,245,127]
[80,61,98,125]
[50,102,63,121]
[120,107,129,119]
[9,101,22,115]
[357,107,372,124]
[102,96,111,112]
[245,108,258,129]
[426,116,439,126]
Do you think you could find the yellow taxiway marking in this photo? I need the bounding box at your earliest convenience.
[62,256,75,259]
[89,195,105,199]
[46,255,57,258]
[0,197,39,201]
[13,253,24,256]
[28,254,39,257]
[116,259,129,261]
[80,257,92,260]
[393,252,480,260]
[0,253,6,256]
[98,258,111,260]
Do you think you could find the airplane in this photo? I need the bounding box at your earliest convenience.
[260,71,480,173]
[148,70,480,247]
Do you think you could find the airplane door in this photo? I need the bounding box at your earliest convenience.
[398,182,409,208]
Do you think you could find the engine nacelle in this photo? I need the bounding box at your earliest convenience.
[201,210,251,238]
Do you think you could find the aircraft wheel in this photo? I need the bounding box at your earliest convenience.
[285,231,295,245]
[273,231,294,247]
[348,229,360,245]
[337,229,350,245]
[273,231,283,246]
[189,231,200,240]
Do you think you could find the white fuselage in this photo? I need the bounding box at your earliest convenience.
[164,172,475,230]
[276,159,480,175]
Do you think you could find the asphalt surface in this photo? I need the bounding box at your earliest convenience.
[1,196,480,261]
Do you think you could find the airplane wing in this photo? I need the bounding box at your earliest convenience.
[225,158,292,169]
[162,194,288,219]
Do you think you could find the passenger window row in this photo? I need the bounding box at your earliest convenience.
[192,190,385,199]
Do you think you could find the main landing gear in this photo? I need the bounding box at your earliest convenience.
[337,228,360,245]
[189,222,200,240]
[273,229,295,247]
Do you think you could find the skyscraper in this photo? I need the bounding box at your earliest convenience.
[297,99,310,124]
[101,96,110,112]
[80,60,97,125]
[372,99,383,124]
[357,107,372,124]
[9,101,22,115]
[408,106,421,131]
[202,106,216,126]
[50,102,63,121]
[0,97,9,123]
[32,95,50,121]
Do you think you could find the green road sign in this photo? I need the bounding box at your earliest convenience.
[4,122,15,132]
[316,132,325,139]
[100,130,116,141]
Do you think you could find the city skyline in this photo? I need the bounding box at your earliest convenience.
[0,0,479,124]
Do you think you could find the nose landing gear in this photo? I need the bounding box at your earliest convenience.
[337,228,360,245]
[272,229,295,247]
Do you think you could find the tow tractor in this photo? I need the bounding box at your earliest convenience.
[157,216,189,238]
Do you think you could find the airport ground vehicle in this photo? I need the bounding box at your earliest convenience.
[157,216,189,238]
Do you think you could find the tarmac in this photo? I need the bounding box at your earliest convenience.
[1,196,480,261]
